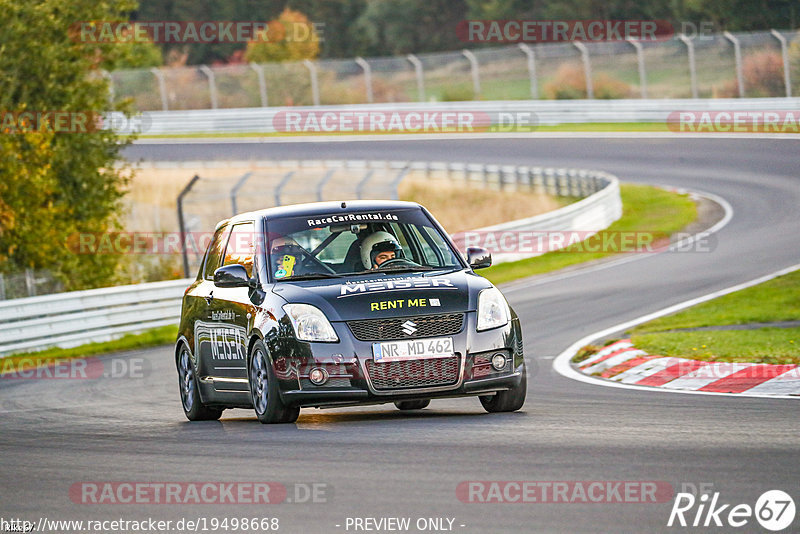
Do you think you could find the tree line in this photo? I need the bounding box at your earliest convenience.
[132,0,800,65]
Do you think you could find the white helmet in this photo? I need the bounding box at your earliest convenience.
[360,231,402,269]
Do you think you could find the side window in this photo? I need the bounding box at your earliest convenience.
[408,226,437,265]
[420,226,452,265]
[203,225,230,280]
[222,222,256,277]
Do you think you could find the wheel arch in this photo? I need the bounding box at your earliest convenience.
[175,335,191,367]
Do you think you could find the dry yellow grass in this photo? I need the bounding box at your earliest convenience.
[125,165,562,233]
[398,178,561,233]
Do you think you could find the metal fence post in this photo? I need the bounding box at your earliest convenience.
[678,34,699,99]
[150,68,169,111]
[355,169,375,199]
[573,42,593,98]
[626,39,647,98]
[250,63,268,107]
[101,69,114,105]
[544,168,556,196]
[517,43,538,99]
[303,60,320,106]
[461,49,481,99]
[177,174,201,277]
[316,169,336,201]
[406,54,425,102]
[723,32,745,98]
[390,165,410,200]
[199,65,218,109]
[532,167,543,194]
[771,29,792,97]
[355,57,373,104]
[25,269,36,297]
[0,273,5,301]
[230,171,253,215]
[274,171,296,206]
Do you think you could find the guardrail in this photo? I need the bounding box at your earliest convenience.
[467,169,621,263]
[0,279,190,356]
[0,163,621,356]
[115,97,800,136]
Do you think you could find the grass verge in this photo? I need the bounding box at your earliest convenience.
[631,329,799,365]
[1,325,177,376]
[629,269,800,365]
[138,121,800,139]
[482,184,697,285]
[137,123,672,139]
[631,270,800,333]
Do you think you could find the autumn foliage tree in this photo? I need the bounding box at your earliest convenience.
[0,0,156,290]
[244,8,321,63]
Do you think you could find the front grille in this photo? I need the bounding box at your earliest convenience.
[348,313,464,341]
[365,356,460,390]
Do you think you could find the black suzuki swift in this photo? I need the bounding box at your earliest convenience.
[175,200,526,423]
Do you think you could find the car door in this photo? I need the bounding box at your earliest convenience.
[192,223,232,380]
[205,221,258,388]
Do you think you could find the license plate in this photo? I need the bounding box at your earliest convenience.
[372,337,454,362]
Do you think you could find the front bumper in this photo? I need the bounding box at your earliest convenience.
[281,365,524,407]
[273,314,524,408]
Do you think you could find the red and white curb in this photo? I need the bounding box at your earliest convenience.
[577,339,800,395]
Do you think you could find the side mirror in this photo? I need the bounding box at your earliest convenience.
[467,246,492,269]
[213,264,255,288]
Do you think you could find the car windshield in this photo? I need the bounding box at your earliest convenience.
[265,208,462,281]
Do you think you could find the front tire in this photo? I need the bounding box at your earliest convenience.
[248,341,300,424]
[177,345,222,421]
[394,399,430,411]
[479,365,527,413]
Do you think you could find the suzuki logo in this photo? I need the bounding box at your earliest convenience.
[401,320,418,336]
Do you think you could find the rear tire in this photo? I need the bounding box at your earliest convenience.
[479,365,527,413]
[394,399,430,411]
[177,345,222,421]
[248,341,300,424]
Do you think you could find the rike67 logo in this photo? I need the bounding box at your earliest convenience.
[668,489,795,531]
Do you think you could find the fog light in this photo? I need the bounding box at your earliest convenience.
[491,353,507,371]
[309,367,329,385]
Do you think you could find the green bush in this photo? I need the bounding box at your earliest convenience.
[0,0,153,290]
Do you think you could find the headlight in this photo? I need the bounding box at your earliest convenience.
[283,304,339,342]
[476,287,510,331]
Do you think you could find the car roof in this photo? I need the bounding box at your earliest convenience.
[222,199,423,226]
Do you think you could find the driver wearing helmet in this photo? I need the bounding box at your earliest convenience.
[360,231,404,270]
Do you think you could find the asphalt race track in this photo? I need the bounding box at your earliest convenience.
[1,137,798,532]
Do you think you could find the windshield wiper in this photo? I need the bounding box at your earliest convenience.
[376,266,436,273]
[278,272,345,281]
[344,266,439,276]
